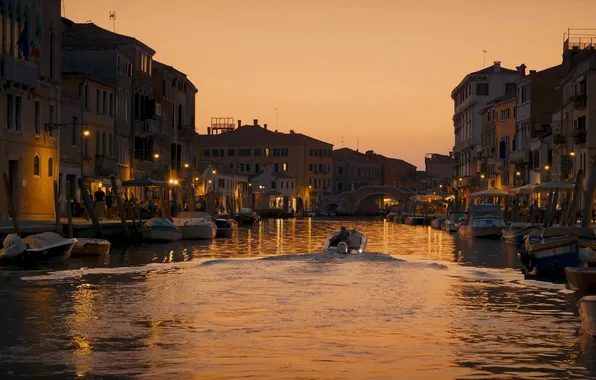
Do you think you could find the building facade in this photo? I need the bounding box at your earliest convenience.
[451,61,522,186]
[195,120,333,211]
[332,148,381,194]
[59,74,116,203]
[362,150,417,187]
[250,164,297,210]
[0,0,62,221]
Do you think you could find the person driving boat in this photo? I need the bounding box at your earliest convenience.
[330,226,350,246]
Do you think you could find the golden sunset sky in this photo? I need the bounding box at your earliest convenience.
[63,0,596,168]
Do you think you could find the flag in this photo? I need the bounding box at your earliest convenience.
[16,22,29,58]
[30,34,40,61]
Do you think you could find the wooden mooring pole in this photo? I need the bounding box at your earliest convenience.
[2,171,20,236]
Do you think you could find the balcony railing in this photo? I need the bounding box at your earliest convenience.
[95,155,116,176]
[3,56,37,88]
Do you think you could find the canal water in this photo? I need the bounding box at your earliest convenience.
[1,219,595,379]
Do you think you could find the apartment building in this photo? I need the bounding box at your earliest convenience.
[451,61,522,186]
[0,0,62,221]
[195,120,333,211]
[332,148,381,194]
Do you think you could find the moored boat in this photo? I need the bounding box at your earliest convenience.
[519,227,596,278]
[235,208,260,225]
[578,296,596,337]
[442,212,466,232]
[457,204,506,239]
[323,227,367,254]
[405,216,425,225]
[71,238,111,256]
[212,213,238,238]
[172,212,217,240]
[430,217,446,230]
[565,247,596,292]
[140,218,182,242]
[0,232,76,264]
[502,222,539,246]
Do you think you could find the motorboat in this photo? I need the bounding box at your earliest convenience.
[140,218,182,242]
[235,208,260,225]
[519,227,596,278]
[502,222,540,246]
[71,238,111,256]
[578,296,596,337]
[457,204,506,239]
[323,228,367,254]
[0,232,76,263]
[565,247,596,292]
[212,213,238,238]
[172,212,217,240]
[442,212,466,232]
[430,217,446,230]
[386,212,398,222]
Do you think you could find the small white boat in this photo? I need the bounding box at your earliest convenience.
[579,295,596,337]
[0,232,76,263]
[172,212,217,240]
[323,228,367,254]
[458,204,506,239]
[140,218,182,242]
[71,238,111,256]
[430,217,446,230]
[212,214,238,238]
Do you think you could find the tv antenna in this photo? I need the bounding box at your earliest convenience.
[109,11,116,32]
[341,136,344,147]
[483,50,487,68]
[275,108,279,130]
[62,0,66,16]
[357,138,359,151]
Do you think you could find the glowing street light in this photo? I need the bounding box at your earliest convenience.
[154,153,159,159]
[184,163,189,168]
[544,165,550,171]
[480,174,485,179]
[83,129,90,137]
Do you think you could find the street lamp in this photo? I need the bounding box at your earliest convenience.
[480,174,485,179]
[154,153,159,159]
[184,163,189,168]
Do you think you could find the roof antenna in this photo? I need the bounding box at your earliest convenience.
[341,136,344,148]
[109,11,116,32]
[275,108,279,130]
[62,0,66,17]
[357,138,359,151]
[483,50,487,68]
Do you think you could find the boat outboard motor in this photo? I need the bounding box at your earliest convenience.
[337,241,349,254]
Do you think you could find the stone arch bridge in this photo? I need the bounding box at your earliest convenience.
[325,185,415,214]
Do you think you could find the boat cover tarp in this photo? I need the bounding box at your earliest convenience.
[142,218,179,231]
[1,233,27,258]
[23,232,67,249]
[580,247,596,264]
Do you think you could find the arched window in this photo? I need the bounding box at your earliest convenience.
[109,133,113,156]
[48,157,53,177]
[95,132,100,155]
[33,154,40,176]
[102,132,106,155]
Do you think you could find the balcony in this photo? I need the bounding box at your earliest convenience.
[509,150,529,164]
[95,155,116,176]
[3,55,37,88]
[574,94,587,109]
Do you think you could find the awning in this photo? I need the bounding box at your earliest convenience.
[84,176,121,187]
[533,182,575,191]
[470,188,508,197]
[121,178,168,187]
[508,184,535,195]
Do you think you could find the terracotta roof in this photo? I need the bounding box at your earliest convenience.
[153,60,198,93]
[195,125,333,148]
[332,148,377,164]
[61,17,155,54]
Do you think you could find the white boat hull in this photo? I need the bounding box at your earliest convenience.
[141,229,182,242]
[179,225,216,240]
[323,230,367,254]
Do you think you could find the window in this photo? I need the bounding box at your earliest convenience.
[254,148,261,156]
[520,85,529,103]
[239,149,251,156]
[255,163,260,173]
[126,62,132,77]
[338,183,343,192]
[117,56,121,72]
[109,93,114,116]
[84,85,89,110]
[204,150,211,157]
[109,133,113,156]
[476,83,489,96]
[49,31,55,77]
[102,91,107,115]
[271,181,276,189]
[47,104,54,137]
[501,172,510,186]
[246,164,251,172]
[33,154,40,176]
[228,149,235,157]
[282,163,288,171]
[102,132,107,155]
[274,163,279,172]
[273,148,280,157]
[14,96,22,131]
[264,148,270,157]
[338,166,343,175]
[96,89,100,113]
[505,82,516,94]
[34,101,41,135]
[281,148,288,156]
[72,117,78,145]
[6,94,13,129]
[48,157,53,177]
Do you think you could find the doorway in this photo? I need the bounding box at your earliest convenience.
[8,160,19,217]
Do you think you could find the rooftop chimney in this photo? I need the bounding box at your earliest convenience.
[529,70,537,75]
[493,61,501,73]
[290,130,295,134]
[516,63,526,77]
[264,123,267,129]
[237,120,241,128]
[253,119,258,127]
[366,150,374,155]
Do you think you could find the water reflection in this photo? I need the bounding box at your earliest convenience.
[1,220,595,378]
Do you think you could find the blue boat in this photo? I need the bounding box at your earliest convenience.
[519,227,596,278]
